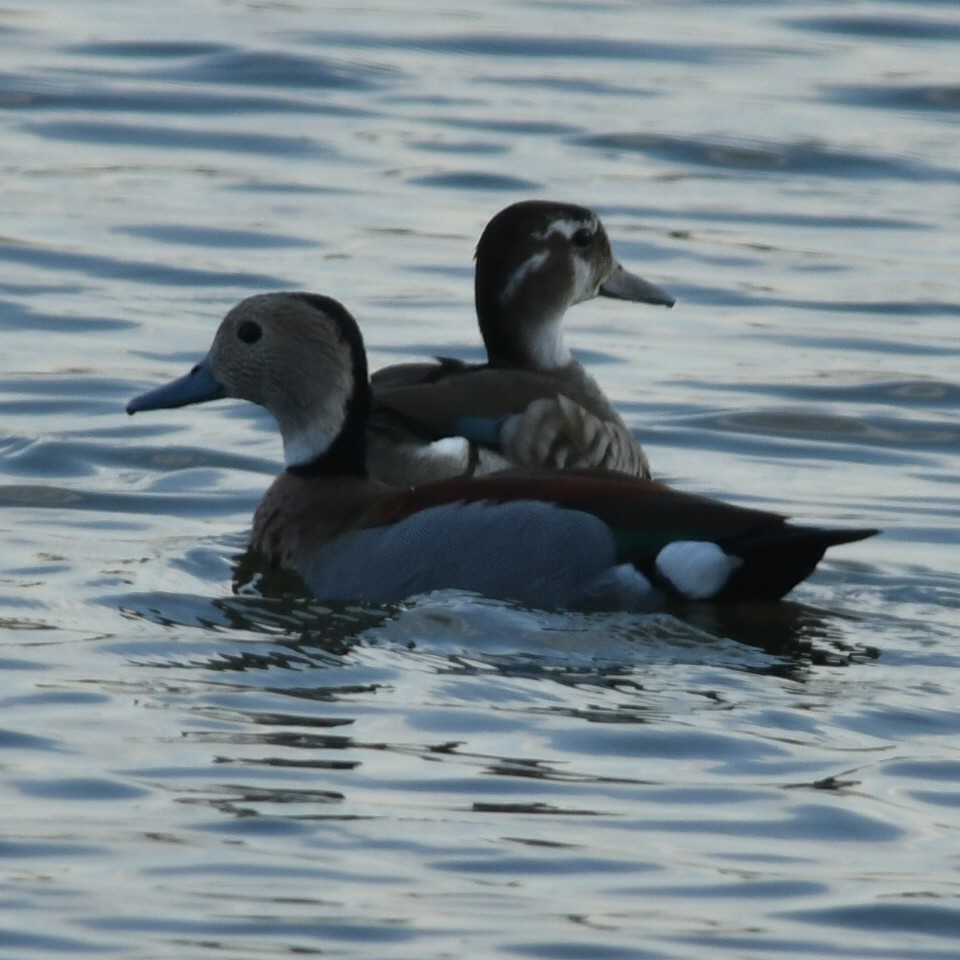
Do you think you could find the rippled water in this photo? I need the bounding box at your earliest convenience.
[2,1,959,957]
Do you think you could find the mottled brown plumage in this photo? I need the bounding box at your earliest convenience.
[368,200,674,485]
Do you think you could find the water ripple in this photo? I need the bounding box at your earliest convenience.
[824,82,960,112]
[149,48,401,90]
[786,14,960,41]
[116,224,314,250]
[2,82,370,117]
[2,3,959,958]
[782,901,960,941]
[0,238,285,287]
[577,132,960,181]
[408,170,541,190]
[21,118,332,157]
[318,30,733,64]
[67,40,231,59]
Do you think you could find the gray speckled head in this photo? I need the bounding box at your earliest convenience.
[127,292,370,472]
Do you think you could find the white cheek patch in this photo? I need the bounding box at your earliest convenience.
[500,250,549,305]
[570,253,599,305]
[655,541,742,600]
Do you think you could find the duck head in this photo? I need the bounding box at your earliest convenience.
[473,200,674,370]
[127,293,370,475]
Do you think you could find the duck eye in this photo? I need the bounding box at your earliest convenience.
[572,227,594,247]
[237,320,262,344]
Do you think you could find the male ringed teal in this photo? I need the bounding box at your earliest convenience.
[368,200,675,485]
[127,292,876,610]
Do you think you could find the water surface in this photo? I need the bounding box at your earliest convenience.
[1,1,959,958]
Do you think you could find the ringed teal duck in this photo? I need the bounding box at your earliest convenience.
[127,292,876,610]
[368,200,675,486]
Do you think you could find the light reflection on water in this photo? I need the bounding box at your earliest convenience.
[1,1,960,958]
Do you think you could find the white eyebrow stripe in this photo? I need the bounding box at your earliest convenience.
[499,250,549,304]
[532,215,598,241]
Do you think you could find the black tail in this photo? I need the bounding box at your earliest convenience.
[717,527,878,601]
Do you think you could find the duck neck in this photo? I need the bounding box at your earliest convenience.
[285,334,371,479]
[479,301,573,371]
[284,409,368,479]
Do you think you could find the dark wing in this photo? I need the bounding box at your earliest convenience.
[371,366,571,441]
[363,469,877,602]
[370,356,476,391]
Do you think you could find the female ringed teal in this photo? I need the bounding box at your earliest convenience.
[368,200,675,485]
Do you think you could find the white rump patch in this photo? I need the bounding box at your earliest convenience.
[427,437,471,458]
[655,541,741,600]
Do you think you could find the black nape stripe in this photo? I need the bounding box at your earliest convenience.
[286,292,371,479]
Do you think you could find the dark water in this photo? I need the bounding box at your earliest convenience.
[1,1,959,957]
